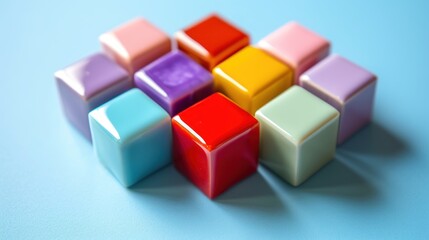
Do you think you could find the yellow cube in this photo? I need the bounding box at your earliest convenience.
[213,46,293,115]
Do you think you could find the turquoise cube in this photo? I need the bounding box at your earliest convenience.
[89,88,172,187]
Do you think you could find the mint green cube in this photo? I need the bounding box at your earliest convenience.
[89,89,172,187]
[255,86,339,186]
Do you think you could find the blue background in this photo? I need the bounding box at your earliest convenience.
[1,0,428,239]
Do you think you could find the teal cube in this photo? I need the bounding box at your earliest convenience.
[89,88,172,187]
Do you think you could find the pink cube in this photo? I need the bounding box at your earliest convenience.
[300,54,377,144]
[258,22,330,83]
[99,18,171,75]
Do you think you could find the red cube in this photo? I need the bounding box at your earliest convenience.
[175,14,249,70]
[172,93,259,199]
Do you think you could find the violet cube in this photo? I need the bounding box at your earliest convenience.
[55,53,133,140]
[300,54,377,144]
[134,51,213,116]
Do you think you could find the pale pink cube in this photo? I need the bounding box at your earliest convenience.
[300,54,377,144]
[99,18,171,75]
[258,22,330,83]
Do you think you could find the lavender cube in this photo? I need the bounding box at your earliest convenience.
[55,53,133,140]
[134,51,213,116]
[300,54,377,144]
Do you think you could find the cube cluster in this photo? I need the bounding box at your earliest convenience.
[55,13,377,198]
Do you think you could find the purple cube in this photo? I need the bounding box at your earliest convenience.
[134,51,213,116]
[300,54,377,144]
[55,53,133,140]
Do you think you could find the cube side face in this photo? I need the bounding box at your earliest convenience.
[212,67,251,112]
[250,73,293,115]
[340,81,376,144]
[121,118,172,186]
[100,18,171,74]
[172,120,211,196]
[87,76,133,111]
[296,116,339,186]
[258,22,330,83]
[100,38,133,74]
[256,113,298,185]
[176,14,249,70]
[89,115,125,184]
[176,38,211,69]
[211,124,259,198]
[131,39,171,74]
[56,77,92,140]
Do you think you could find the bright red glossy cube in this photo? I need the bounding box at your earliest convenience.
[175,14,249,70]
[172,93,259,199]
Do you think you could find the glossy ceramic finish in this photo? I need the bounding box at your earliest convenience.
[300,54,377,144]
[175,14,249,70]
[89,89,172,187]
[134,51,213,116]
[172,93,259,198]
[256,86,339,186]
[55,53,132,140]
[213,46,293,115]
[258,22,330,83]
[99,18,171,74]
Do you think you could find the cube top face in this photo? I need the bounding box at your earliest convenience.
[55,53,129,100]
[175,14,249,69]
[173,93,258,150]
[182,14,248,56]
[135,51,212,103]
[99,18,171,73]
[256,86,339,144]
[214,46,292,97]
[89,89,170,142]
[300,54,377,103]
[258,22,330,80]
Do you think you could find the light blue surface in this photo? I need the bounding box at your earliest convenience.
[1,0,428,239]
[89,89,171,187]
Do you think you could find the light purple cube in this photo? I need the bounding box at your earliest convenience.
[300,54,377,144]
[55,53,133,140]
[134,51,213,116]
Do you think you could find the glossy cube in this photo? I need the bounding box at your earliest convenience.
[175,14,249,70]
[89,89,171,187]
[300,54,377,144]
[134,51,213,116]
[172,93,259,198]
[55,53,132,140]
[213,46,293,115]
[256,86,339,186]
[100,18,171,74]
[258,22,330,83]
